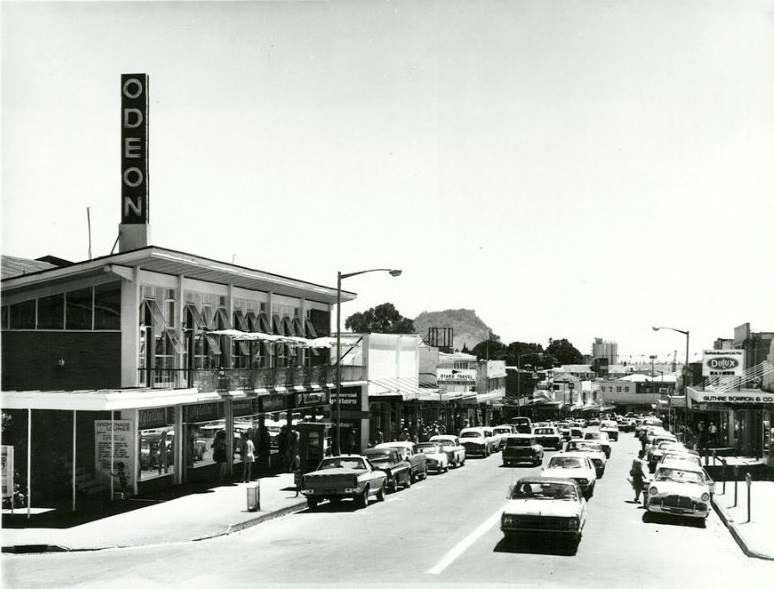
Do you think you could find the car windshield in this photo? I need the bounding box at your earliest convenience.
[655,468,703,484]
[511,482,578,501]
[319,458,365,470]
[461,432,482,439]
[507,438,532,447]
[364,452,392,463]
[548,456,585,469]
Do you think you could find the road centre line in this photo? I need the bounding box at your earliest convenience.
[426,506,504,575]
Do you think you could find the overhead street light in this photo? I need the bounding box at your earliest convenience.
[335,268,402,455]
[652,325,690,436]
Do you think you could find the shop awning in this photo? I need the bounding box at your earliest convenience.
[0,387,200,411]
[369,377,424,401]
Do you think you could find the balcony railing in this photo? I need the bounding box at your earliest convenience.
[138,364,367,393]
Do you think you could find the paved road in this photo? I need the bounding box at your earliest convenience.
[3,432,773,589]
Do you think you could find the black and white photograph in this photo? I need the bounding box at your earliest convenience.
[2,1,773,588]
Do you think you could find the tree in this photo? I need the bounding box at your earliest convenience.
[505,342,554,369]
[471,338,508,361]
[344,302,415,334]
[546,338,584,365]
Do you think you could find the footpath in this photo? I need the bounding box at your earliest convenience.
[1,469,772,559]
[1,473,306,552]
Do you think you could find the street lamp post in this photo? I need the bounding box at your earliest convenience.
[652,326,690,436]
[335,268,402,455]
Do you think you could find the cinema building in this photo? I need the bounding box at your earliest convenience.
[1,247,362,506]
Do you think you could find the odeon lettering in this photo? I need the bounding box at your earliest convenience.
[121,74,148,224]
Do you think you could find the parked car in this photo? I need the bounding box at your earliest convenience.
[416,442,450,473]
[480,426,501,452]
[500,477,587,547]
[541,452,597,499]
[532,426,563,450]
[362,447,412,492]
[599,420,619,441]
[429,434,466,467]
[645,460,712,524]
[583,431,612,459]
[300,455,387,509]
[502,434,544,466]
[374,442,428,482]
[563,439,606,478]
[647,440,688,472]
[459,427,498,457]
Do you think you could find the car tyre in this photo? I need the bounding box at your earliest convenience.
[356,489,368,509]
[405,474,412,488]
[376,485,385,502]
[307,498,319,510]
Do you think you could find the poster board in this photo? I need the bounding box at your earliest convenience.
[1,445,14,498]
[94,420,135,494]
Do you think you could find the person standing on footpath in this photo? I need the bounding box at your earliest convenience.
[278,426,289,472]
[630,449,649,505]
[257,423,271,474]
[212,430,228,485]
[242,431,255,483]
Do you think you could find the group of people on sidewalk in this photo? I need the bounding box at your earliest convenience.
[209,424,300,486]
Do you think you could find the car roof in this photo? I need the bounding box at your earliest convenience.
[375,442,413,448]
[550,451,592,461]
[516,476,580,487]
[657,459,704,472]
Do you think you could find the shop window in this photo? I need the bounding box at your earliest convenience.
[9,300,35,329]
[94,282,121,330]
[66,287,93,330]
[37,293,65,329]
[138,426,175,481]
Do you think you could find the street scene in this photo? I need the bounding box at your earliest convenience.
[2,1,774,589]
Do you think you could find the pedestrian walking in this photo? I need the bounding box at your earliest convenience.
[211,430,228,484]
[630,449,649,505]
[242,432,255,482]
[278,425,289,471]
[257,423,271,474]
[708,422,718,448]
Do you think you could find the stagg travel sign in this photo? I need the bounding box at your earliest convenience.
[702,349,745,377]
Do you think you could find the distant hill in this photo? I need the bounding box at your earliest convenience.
[413,309,494,352]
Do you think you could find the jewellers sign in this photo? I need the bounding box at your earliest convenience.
[702,350,745,377]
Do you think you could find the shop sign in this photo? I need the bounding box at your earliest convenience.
[233,398,257,417]
[184,402,223,423]
[121,74,149,224]
[259,394,287,413]
[696,391,774,404]
[702,350,745,377]
[333,388,360,407]
[437,368,476,381]
[1,446,13,499]
[139,407,172,429]
[94,420,135,490]
[296,391,327,407]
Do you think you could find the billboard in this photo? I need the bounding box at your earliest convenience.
[95,420,136,494]
[702,349,745,377]
[121,74,149,224]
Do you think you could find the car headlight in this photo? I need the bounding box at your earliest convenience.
[649,486,658,495]
[577,478,589,485]
[567,518,579,530]
[701,492,710,502]
[501,514,513,526]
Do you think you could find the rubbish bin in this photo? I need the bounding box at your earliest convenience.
[246,482,260,512]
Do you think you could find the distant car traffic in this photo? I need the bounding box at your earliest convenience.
[599,420,619,441]
[532,426,563,450]
[563,439,606,478]
[583,431,612,459]
[362,447,412,492]
[374,442,428,482]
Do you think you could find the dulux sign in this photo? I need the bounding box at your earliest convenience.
[702,349,745,377]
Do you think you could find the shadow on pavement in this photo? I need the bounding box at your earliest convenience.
[493,535,578,557]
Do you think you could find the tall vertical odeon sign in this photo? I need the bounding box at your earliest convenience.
[121,74,149,224]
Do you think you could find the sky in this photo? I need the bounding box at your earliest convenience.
[2,0,773,364]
